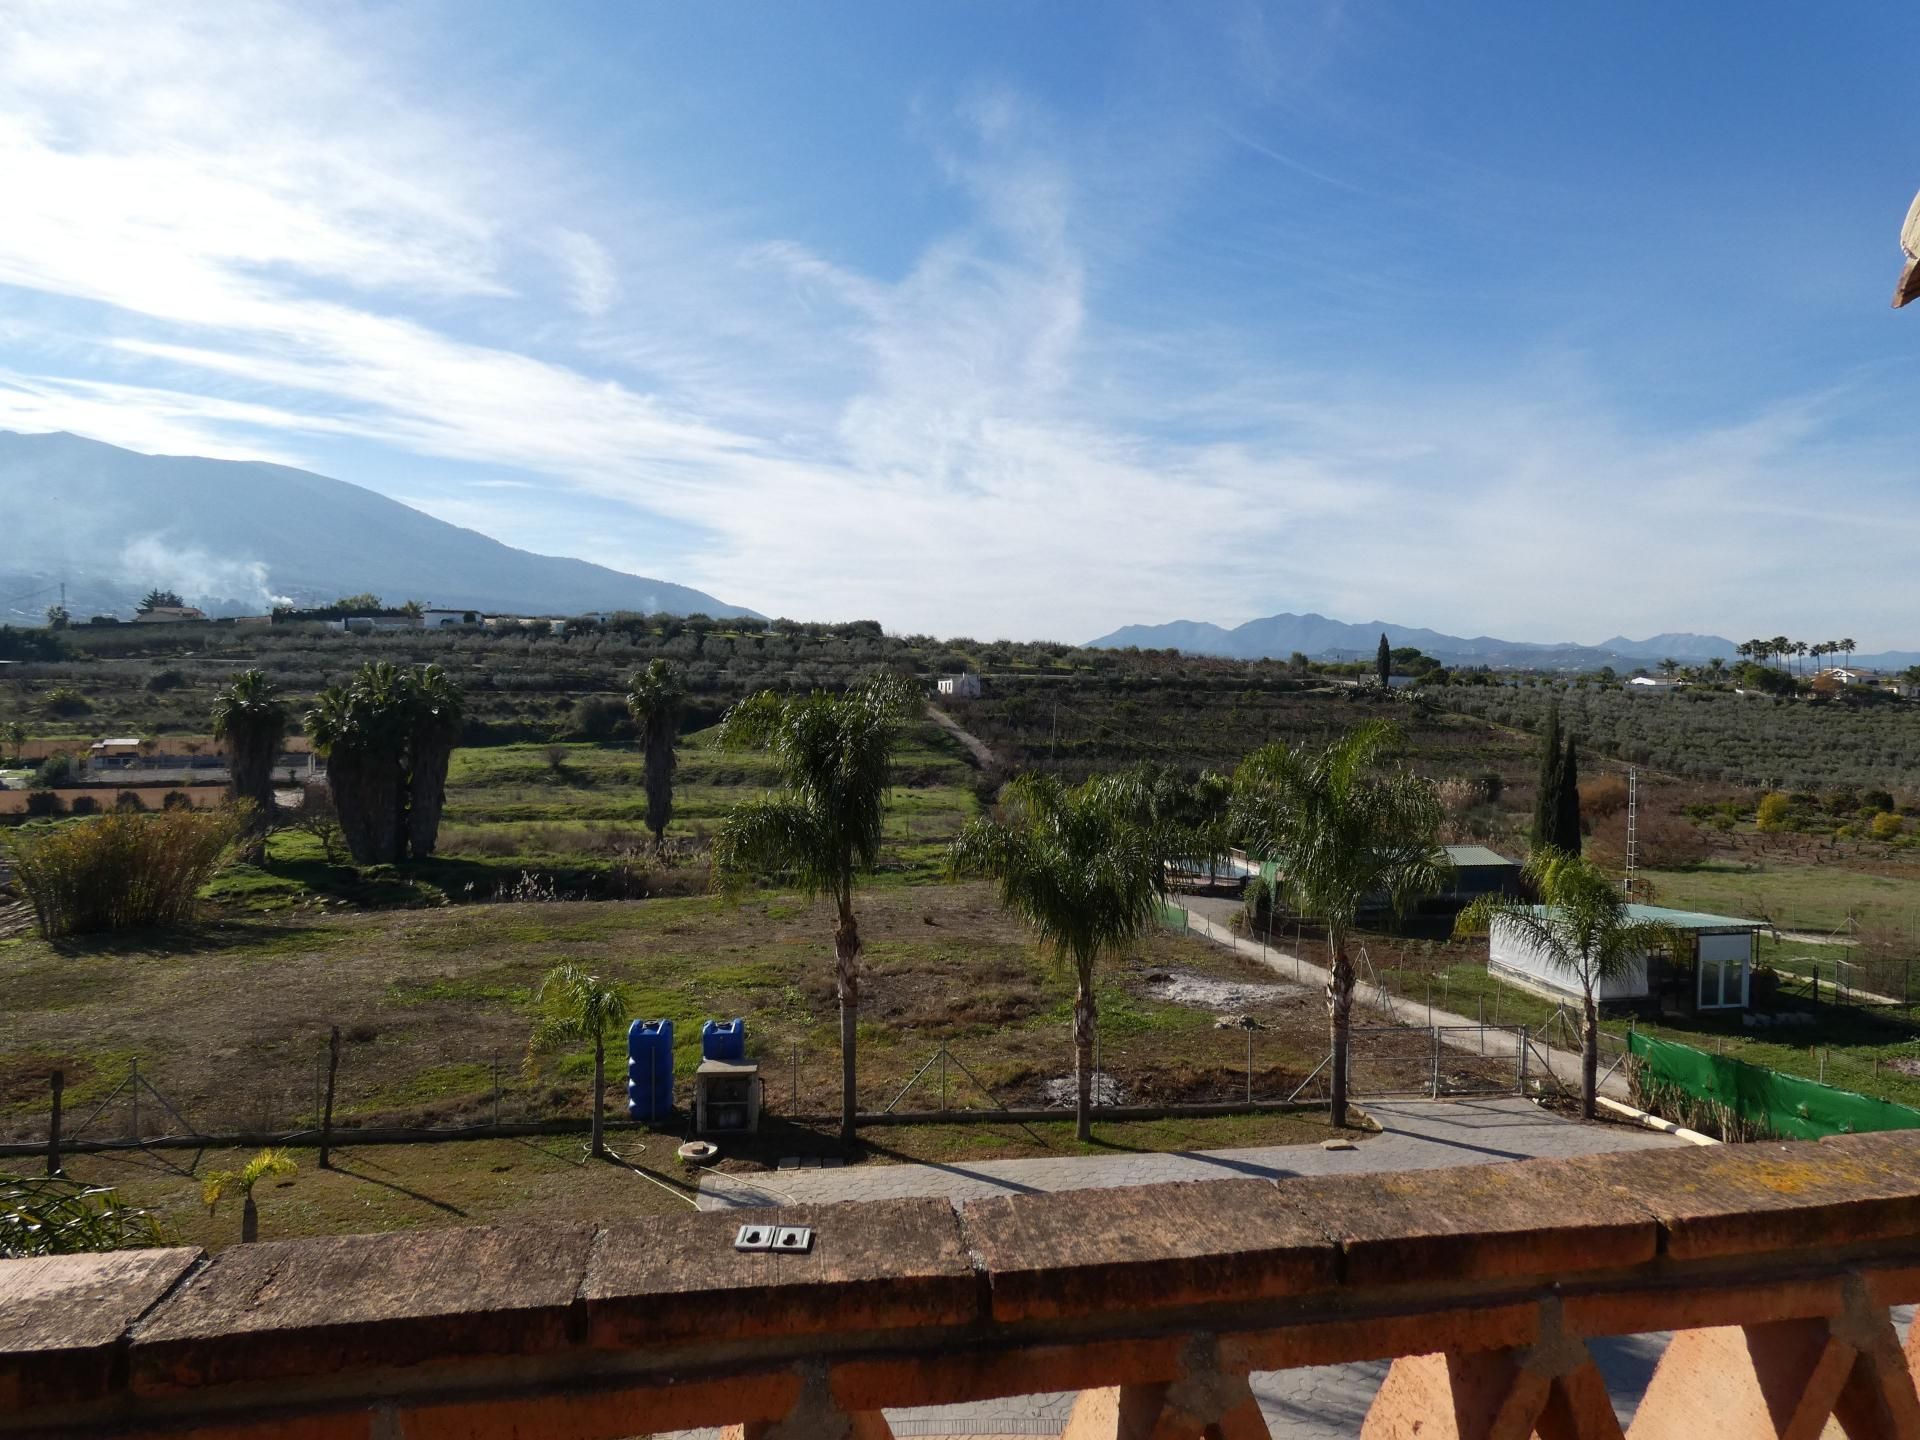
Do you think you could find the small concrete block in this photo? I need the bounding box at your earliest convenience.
[1322,1139,1357,1151]
[0,1247,201,1410]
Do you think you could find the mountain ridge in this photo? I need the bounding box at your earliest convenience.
[0,431,756,622]
[1087,612,1920,672]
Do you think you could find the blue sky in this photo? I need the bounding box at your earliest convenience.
[2,3,1917,644]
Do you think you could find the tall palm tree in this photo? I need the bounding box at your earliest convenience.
[1842,638,1857,666]
[626,660,687,851]
[950,774,1166,1141]
[202,1148,296,1243]
[712,675,916,1145]
[1232,721,1450,1127]
[526,964,631,1158]
[1771,636,1791,672]
[403,665,465,860]
[1453,849,1679,1119]
[210,670,289,863]
[1794,641,1808,677]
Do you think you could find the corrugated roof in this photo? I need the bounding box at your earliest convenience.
[1443,845,1518,869]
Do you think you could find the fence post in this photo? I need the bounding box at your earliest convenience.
[1517,1025,1529,1094]
[47,1070,63,1178]
[320,1026,340,1169]
[1430,1028,1441,1098]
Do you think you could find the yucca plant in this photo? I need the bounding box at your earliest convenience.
[210,669,289,862]
[6,808,242,937]
[526,964,631,1157]
[202,1149,297,1243]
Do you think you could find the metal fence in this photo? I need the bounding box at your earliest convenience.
[1345,1024,1533,1099]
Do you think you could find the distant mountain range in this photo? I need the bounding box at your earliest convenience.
[0,431,756,622]
[1087,612,1920,672]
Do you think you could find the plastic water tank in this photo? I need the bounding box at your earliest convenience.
[627,1019,673,1122]
[701,1018,747,1062]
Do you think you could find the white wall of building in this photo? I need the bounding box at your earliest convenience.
[1488,916,1649,1001]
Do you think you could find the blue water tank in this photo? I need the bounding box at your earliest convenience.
[627,1019,673,1122]
[702,1018,747,1062]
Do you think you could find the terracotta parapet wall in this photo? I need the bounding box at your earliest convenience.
[5,1134,1920,1437]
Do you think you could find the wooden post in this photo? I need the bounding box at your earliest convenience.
[320,1026,340,1169]
[46,1070,63,1178]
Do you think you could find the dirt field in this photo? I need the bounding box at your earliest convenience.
[1,882,1349,1145]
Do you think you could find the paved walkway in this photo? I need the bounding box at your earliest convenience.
[697,1096,1679,1209]
[1175,897,1627,1101]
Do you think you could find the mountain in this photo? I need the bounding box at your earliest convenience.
[0,431,756,622]
[1088,612,1754,670]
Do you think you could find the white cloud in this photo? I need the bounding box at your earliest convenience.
[0,5,1914,648]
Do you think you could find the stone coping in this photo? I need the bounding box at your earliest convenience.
[5,1132,1920,1415]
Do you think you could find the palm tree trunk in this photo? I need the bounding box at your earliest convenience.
[591,1036,606,1158]
[835,905,862,1148]
[1074,965,1096,1143]
[1581,992,1600,1121]
[241,1193,259,1243]
[1328,940,1355,1128]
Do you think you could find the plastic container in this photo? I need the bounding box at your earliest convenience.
[627,1019,674,1122]
[701,1018,747,1063]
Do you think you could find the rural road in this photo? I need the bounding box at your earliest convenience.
[925,704,995,769]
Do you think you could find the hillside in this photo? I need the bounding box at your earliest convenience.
[0,431,755,621]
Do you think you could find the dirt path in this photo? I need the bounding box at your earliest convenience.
[926,704,995,769]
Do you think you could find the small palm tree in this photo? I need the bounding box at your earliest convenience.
[403,664,465,859]
[1232,721,1450,1127]
[210,670,289,863]
[712,675,916,1146]
[1453,849,1680,1119]
[626,660,687,851]
[951,774,1166,1141]
[202,1148,296,1242]
[526,963,631,1157]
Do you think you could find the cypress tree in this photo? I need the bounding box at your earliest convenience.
[1555,733,1583,855]
[1376,633,1391,689]
[1530,703,1564,851]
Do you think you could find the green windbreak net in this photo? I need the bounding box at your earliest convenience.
[1628,1031,1920,1141]
[1156,900,1189,932]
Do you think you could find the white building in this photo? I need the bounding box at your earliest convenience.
[1489,904,1756,1013]
[936,674,982,699]
[1625,675,1682,693]
[420,609,482,629]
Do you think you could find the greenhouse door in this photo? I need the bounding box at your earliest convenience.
[1696,935,1749,1010]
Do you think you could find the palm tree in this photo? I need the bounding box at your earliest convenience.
[626,659,687,851]
[202,1148,296,1242]
[403,665,465,859]
[210,670,289,863]
[1794,641,1808,677]
[1842,638,1857,667]
[306,663,464,863]
[1453,850,1679,1119]
[1232,721,1450,1127]
[526,964,631,1157]
[1771,636,1791,672]
[950,774,1166,1141]
[1658,657,1678,678]
[712,675,916,1145]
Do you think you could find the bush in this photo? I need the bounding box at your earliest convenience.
[145,669,187,694]
[67,795,98,816]
[1872,811,1904,841]
[1579,774,1629,818]
[1755,792,1791,832]
[113,791,146,813]
[161,791,194,811]
[23,791,63,818]
[31,754,75,789]
[0,1173,168,1257]
[42,687,90,717]
[567,694,630,742]
[5,808,242,936]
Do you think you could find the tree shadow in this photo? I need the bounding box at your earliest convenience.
[47,917,335,959]
[324,1152,468,1216]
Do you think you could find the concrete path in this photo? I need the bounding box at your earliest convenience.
[1174,896,1628,1102]
[697,1096,1679,1209]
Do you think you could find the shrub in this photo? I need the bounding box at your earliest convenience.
[5,808,242,936]
[1579,774,1629,818]
[0,1173,168,1257]
[67,795,98,816]
[1872,811,1904,841]
[161,791,194,811]
[1755,792,1791,832]
[31,754,75,788]
[567,694,630,742]
[1863,789,1896,814]
[23,791,63,818]
[42,687,90,717]
[114,791,146,813]
[145,669,187,694]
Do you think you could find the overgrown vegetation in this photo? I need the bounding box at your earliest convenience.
[0,1172,169,1257]
[8,808,242,936]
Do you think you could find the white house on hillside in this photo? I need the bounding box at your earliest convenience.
[936,674,982,699]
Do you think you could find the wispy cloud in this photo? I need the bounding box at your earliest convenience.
[0,3,1914,647]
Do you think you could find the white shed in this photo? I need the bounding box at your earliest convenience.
[936,674,982,699]
[1489,904,1758,1013]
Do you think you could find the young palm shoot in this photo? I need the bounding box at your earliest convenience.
[526,964,631,1158]
[202,1149,296,1243]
